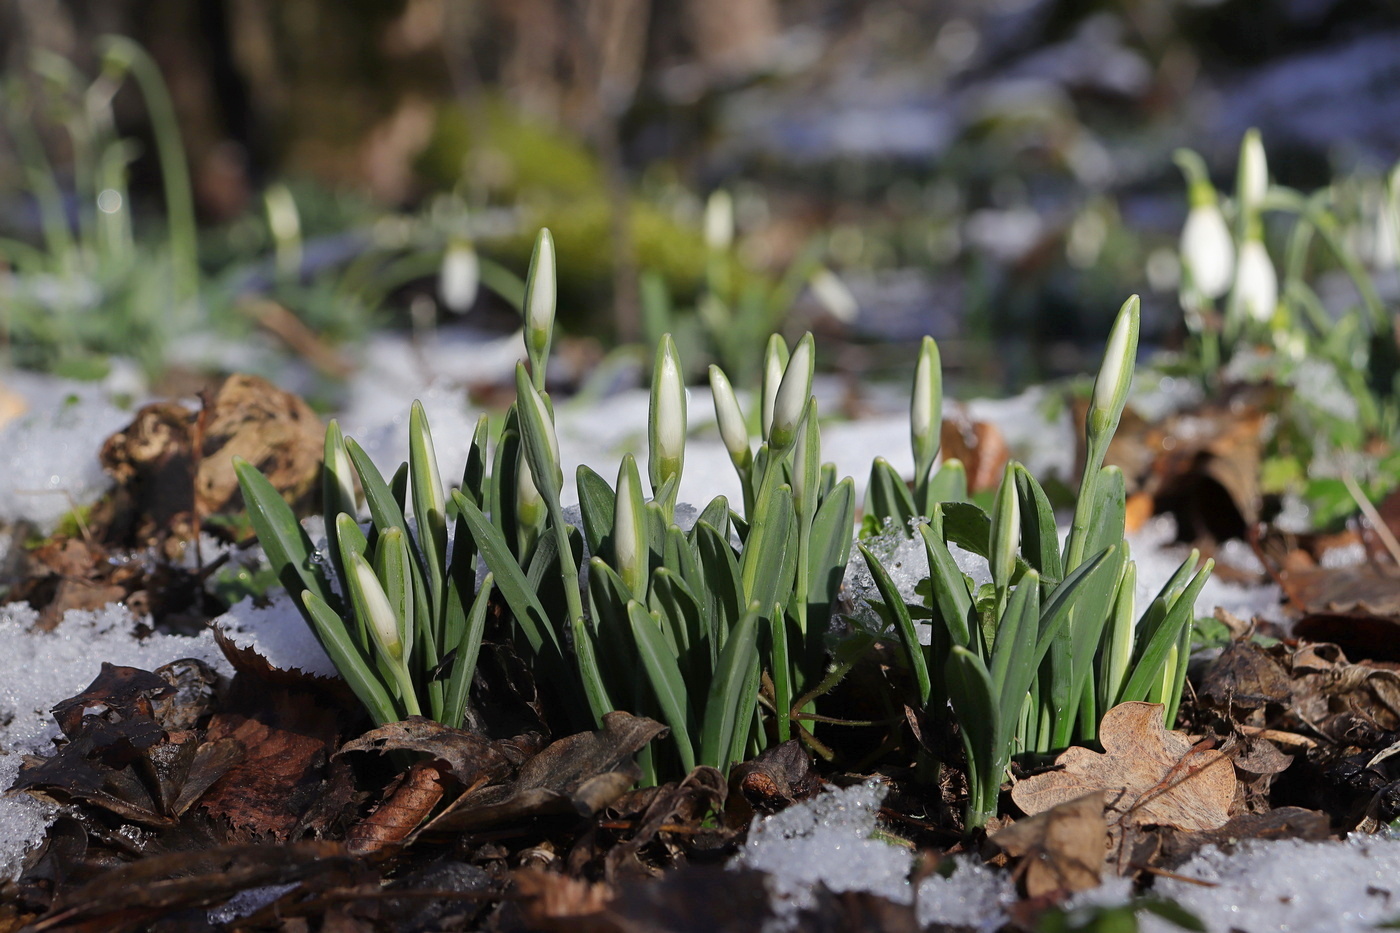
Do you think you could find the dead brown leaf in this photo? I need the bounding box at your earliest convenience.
[422,712,666,834]
[345,760,449,857]
[1011,702,1236,838]
[941,413,1009,495]
[1289,565,1400,663]
[336,716,519,786]
[1198,640,1293,713]
[992,792,1107,897]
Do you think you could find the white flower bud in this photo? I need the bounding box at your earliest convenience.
[704,190,734,252]
[1238,129,1268,213]
[761,335,787,440]
[438,239,480,313]
[809,268,858,323]
[910,336,942,477]
[989,462,1020,591]
[350,552,402,661]
[1089,296,1140,441]
[1180,204,1235,300]
[649,335,687,493]
[709,365,750,467]
[1232,239,1278,323]
[769,333,814,451]
[524,229,556,364]
[613,455,647,595]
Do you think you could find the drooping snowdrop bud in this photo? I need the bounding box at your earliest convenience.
[1088,296,1140,443]
[349,551,403,662]
[760,334,789,441]
[704,190,734,252]
[910,336,943,482]
[523,228,556,387]
[613,454,647,595]
[809,268,858,323]
[265,183,302,278]
[989,462,1021,593]
[648,335,687,495]
[1173,149,1235,301]
[768,333,814,452]
[1231,237,1278,323]
[438,239,480,313]
[709,365,751,471]
[1237,129,1269,215]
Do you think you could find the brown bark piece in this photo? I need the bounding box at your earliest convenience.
[992,792,1107,897]
[1011,702,1236,837]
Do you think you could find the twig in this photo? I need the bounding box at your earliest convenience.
[1342,473,1400,567]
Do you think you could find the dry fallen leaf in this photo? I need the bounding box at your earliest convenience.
[1011,702,1236,838]
[991,792,1107,897]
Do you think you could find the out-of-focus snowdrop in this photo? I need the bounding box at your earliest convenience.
[1231,236,1278,324]
[438,239,480,313]
[1173,149,1235,301]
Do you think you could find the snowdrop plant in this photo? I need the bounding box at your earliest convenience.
[864,297,1213,830]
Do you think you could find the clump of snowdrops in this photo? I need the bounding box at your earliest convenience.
[239,230,1209,807]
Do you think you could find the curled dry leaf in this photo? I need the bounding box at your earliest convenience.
[991,792,1107,898]
[345,761,448,858]
[1011,702,1236,837]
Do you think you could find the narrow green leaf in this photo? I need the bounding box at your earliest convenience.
[450,489,561,659]
[921,459,967,511]
[576,464,616,559]
[443,573,493,728]
[234,457,333,609]
[1119,560,1214,704]
[629,600,696,773]
[807,477,855,626]
[865,457,916,534]
[859,542,931,707]
[699,602,760,771]
[917,517,975,650]
[303,591,400,725]
[1013,463,1063,583]
[1083,465,1127,561]
[740,482,798,614]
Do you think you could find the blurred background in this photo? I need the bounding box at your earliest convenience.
[1,0,1398,397]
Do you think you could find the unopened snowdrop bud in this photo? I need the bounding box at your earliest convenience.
[515,366,563,498]
[265,183,302,277]
[1232,238,1278,323]
[1088,296,1140,443]
[1238,129,1268,214]
[648,335,687,494]
[760,334,789,440]
[809,268,858,323]
[516,453,545,529]
[768,333,814,452]
[438,239,480,313]
[989,462,1020,593]
[350,551,403,662]
[613,455,647,595]
[709,365,751,470]
[323,420,357,521]
[523,229,556,386]
[910,336,943,481]
[704,190,734,252]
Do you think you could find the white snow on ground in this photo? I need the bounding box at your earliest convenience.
[0,603,232,880]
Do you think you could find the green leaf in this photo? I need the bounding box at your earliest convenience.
[865,457,916,534]
[576,464,616,559]
[450,489,561,660]
[1013,463,1063,584]
[443,573,493,728]
[692,496,730,542]
[629,600,696,773]
[740,482,798,616]
[921,459,967,510]
[987,573,1041,748]
[807,477,855,626]
[302,591,400,725]
[859,542,931,707]
[945,645,999,825]
[1119,560,1214,704]
[1083,466,1126,561]
[693,520,741,660]
[699,602,760,771]
[941,501,993,558]
[918,517,975,650]
[409,401,448,621]
[234,457,333,611]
